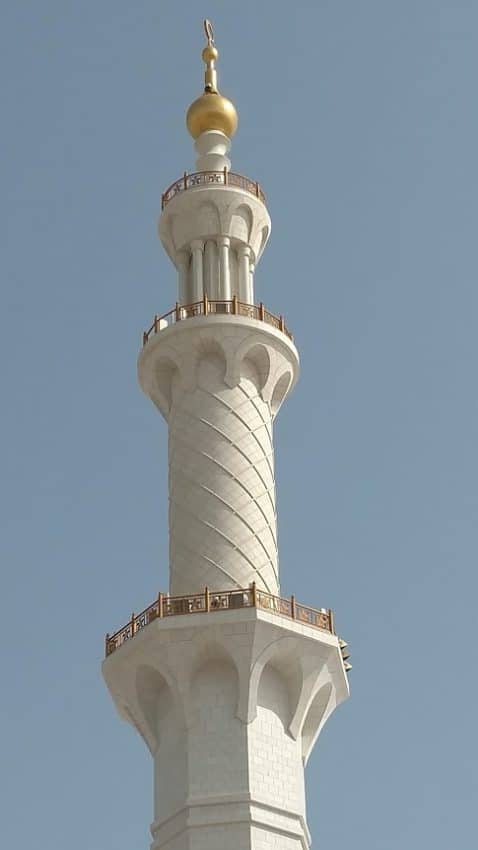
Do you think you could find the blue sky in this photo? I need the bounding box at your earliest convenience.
[1,2,477,848]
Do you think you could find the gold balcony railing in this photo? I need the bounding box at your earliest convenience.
[105,584,335,657]
[161,169,266,210]
[142,296,293,345]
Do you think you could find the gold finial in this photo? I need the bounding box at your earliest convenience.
[202,19,218,92]
[186,19,238,140]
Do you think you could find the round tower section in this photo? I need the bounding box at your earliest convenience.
[159,177,271,306]
[138,313,299,597]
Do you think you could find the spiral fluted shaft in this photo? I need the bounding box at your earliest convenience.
[169,353,278,596]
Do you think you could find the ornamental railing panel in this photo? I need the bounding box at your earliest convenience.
[263,308,281,331]
[255,589,292,618]
[105,585,334,657]
[142,298,293,345]
[161,170,265,209]
[295,603,331,631]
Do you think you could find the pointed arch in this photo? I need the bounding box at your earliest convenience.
[153,356,179,415]
[243,343,272,393]
[196,200,222,236]
[301,682,334,765]
[230,203,254,243]
[270,371,293,416]
[134,663,185,754]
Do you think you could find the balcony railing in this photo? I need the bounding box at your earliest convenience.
[142,297,293,345]
[161,170,266,210]
[105,584,334,657]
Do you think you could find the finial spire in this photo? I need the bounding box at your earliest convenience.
[202,19,219,93]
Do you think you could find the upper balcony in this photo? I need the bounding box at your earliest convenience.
[142,297,293,346]
[161,169,266,210]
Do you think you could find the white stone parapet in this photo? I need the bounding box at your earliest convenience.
[138,313,299,596]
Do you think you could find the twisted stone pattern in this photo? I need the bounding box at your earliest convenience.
[168,353,279,596]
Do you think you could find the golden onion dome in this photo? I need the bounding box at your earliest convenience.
[186,20,238,140]
[187,92,238,140]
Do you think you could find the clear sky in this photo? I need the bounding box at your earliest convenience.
[1,1,477,848]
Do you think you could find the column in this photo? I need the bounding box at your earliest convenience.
[237,244,252,304]
[190,239,204,303]
[217,236,231,301]
[204,240,219,299]
[176,249,190,305]
[249,261,256,305]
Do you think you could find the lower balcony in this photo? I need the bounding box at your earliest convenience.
[105,584,335,658]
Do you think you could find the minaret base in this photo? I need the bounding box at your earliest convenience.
[103,606,349,850]
[150,795,311,850]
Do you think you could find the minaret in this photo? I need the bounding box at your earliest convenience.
[103,21,350,850]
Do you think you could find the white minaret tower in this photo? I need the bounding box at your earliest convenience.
[103,21,350,850]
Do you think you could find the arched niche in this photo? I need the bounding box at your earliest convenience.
[301,682,333,765]
[230,203,253,244]
[228,336,273,394]
[243,343,271,394]
[257,662,290,730]
[154,356,179,415]
[258,224,270,258]
[195,338,228,389]
[249,659,305,812]
[135,666,187,823]
[188,641,240,706]
[188,646,247,796]
[246,636,302,727]
[135,665,179,749]
[196,200,222,237]
[270,370,292,416]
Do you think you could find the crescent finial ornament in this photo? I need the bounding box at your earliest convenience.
[204,19,215,45]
